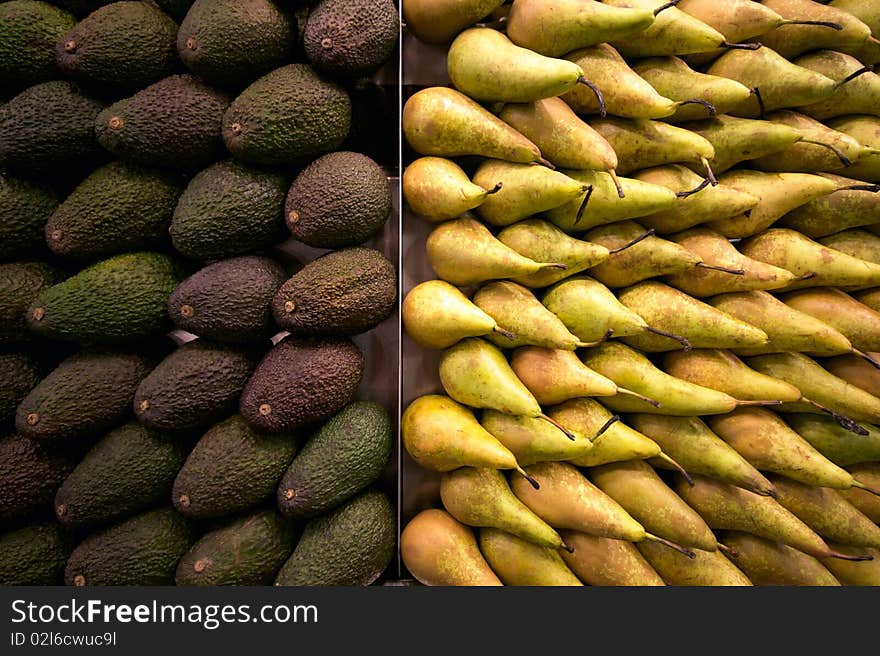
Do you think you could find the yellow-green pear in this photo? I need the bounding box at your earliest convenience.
[472,160,589,227]
[560,531,666,586]
[829,0,880,34]
[402,157,502,222]
[796,50,880,120]
[821,545,880,585]
[477,527,582,586]
[402,280,514,349]
[402,0,507,45]
[781,287,880,353]
[757,0,875,59]
[480,410,594,467]
[784,176,880,238]
[823,352,880,398]
[787,413,880,467]
[859,287,880,312]
[400,509,503,586]
[678,0,841,43]
[842,463,880,523]
[820,228,880,261]
[827,114,880,182]
[718,531,841,586]
[637,540,753,586]
[426,217,567,287]
[402,87,543,163]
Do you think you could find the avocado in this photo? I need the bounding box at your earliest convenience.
[26,252,184,345]
[169,159,288,261]
[303,0,399,78]
[0,522,70,585]
[15,348,156,442]
[0,173,60,262]
[284,151,392,248]
[173,415,296,519]
[0,432,78,525]
[274,488,394,586]
[151,0,194,21]
[167,255,288,343]
[64,507,195,586]
[134,340,257,431]
[239,336,364,433]
[45,1,193,21]
[175,509,295,586]
[0,80,107,177]
[222,63,351,166]
[177,0,295,88]
[0,262,61,344]
[54,421,187,530]
[45,161,185,260]
[95,74,231,172]
[272,247,397,336]
[278,400,391,520]
[0,351,42,428]
[0,0,75,92]
[56,1,179,93]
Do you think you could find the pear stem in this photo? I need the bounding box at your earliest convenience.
[537,157,557,170]
[485,182,503,195]
[658,452,694,486]
[676,177,712,198]
[827,550,874,562]
[645,326,691,351]
[795,271,818,281]
[852,479,880,498]
[677,98,717,117]
[779,19,843,30]
[617,387,662,408]
[576,328,614,348]
[609,228,655,254]
[573,184,594,227]
[539,413,577,441]
[853,348,880,370]
[839,184,880,193]
[653,0,681,16]
[835,65,875,89]
[594,414,620,440]
[609,168,625,199]
[577,77,606,118]
[540,262,568,271]
[717,542,738,557]
[644,533,696,559]
[700,156,718,186]
[561,543,575,554]
[801,397,869,436]
[517,467,541,490]
[750,86,766,119]
[695,262,746,275]
[799,139,852,167]
[492,325,516,341]
[722,41,762,50]
[735,399,783,407]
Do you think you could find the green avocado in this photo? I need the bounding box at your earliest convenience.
[0,262,61,345]
[0,173,60,262]
[0,522,70,585]
[0,0,75,92]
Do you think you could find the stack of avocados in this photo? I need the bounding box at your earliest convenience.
[0,0,400,587]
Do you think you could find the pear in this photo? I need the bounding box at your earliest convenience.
[843,463,880,523]
[706,47,837,118]
[629,414,777,497]
[781,287,880,353]
[709,290,857,357]
[829,0,880,34]
[505,0,655,57]
[739,228,880,290]
[477,527,582,586]
[544,170,677,233]
[472,281,595,350]
[858,287,880,312]
[472,160,589,227]
[604,0,751,57]
[400,509,503,586]
[402,280,514,349]
[784,176,880,238]
[510,346,658,407]
[511,461,694,556]
[542,276,691,348]
[498,97,620,174]
[705,171,839,239]
[402,157,501,222]
[402,87,543,163]
[757,0,875,60]
[582,341,752,416]
[447,27,598,104]
[633,165,760,234]
[616,281,770,353]
[787,413,880,467]
[496,219,610,288]
[439,467,565,548]
[746,351,880,425]
[560,44,680,120]
[685,114,803,174]
[560,531,666,586]
[662,349,801,404]
[548,398,669,468]
[673,474,861,560]
[588,117,717,178]
[770,475,880,551]
[796,50,880,121]
[426,217,566,287]
[480,410,594,467]
[827,114,880,183]
[632,56,753,122]
[821,545,880,586]
[665,227,796,297]
[402,0,507,45]
[823,352,880,398]
[636,540,753,586]
[820,228,880,261]
[750,110,873,173]
[438,337,576,439]
[401,394,534,478]
[589,459,719,552]
[719,531,841,586]
[708,408,863,490]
